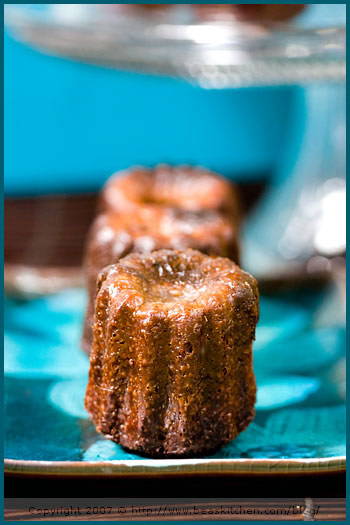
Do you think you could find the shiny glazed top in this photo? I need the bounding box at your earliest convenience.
[97,249,258,318]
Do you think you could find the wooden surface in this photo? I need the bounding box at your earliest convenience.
[4,193,98,268]
[4,497,346,521]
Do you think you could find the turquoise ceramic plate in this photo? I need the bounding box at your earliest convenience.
[4,287,346,476]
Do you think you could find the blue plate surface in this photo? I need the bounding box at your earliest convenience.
[4,287,346,475]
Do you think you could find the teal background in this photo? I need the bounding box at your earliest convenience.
[4,3,346,195]
[4,27,297,195]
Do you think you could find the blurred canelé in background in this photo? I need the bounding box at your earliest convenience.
[116,4,306,22]
[194,4,306,22]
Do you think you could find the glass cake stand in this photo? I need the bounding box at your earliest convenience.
[4,4,345,88]
[4,3,346,282]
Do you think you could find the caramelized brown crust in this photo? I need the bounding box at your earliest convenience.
[82,209,239,354]
[82,166,241,354]
[101,165,240,224]
[85,249,259,457]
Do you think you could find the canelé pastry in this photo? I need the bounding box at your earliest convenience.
[195,4,305,22]
[101,165,240,224]
[85,249,259,457]
[82,208,240,353]
[115,4,305,23]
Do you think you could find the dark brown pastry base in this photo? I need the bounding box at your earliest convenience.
[85,249,259,457]
[118,415,255,459]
